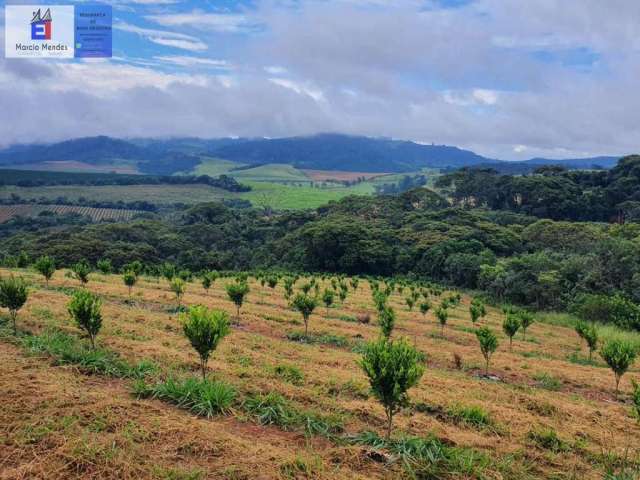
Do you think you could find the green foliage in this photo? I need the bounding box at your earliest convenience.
[201,273,212,292]
[225,281,250,321]
[518,310,535,340]
[161,262,176,282]
[34,255,55,285]
[405,296,415,311]
[321,288,334,314]
[123,270,137,297]
[291,293,318,336]
[435,306,449,336]
[243,391,343,437]
[351,431,491,479]
[274,364,304,385]
[286,331,349,347]
[378,305,396,339]
[572,294,640,331]
[244,392,295,427]
[533,372,563,391]
[469,304,482,324]
[632,380,640,423]
[419,300,431,317]
[0,275,28,333]
[476,327,499,374]
[447,404,494,430]
[123,260,144,276]
[575,320,599,360]
[170,278,186,307]
[359,337,425,439]
[502,314,520,351]
[71,260,91,285]
[600,339,638,394]
[137,377,236,417]
[527,427,570,453]
[97,258,112,274]
[68,290,102,349]
[180,306,230,379]
[22,329,157,378]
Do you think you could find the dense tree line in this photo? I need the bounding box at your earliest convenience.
[0,169,250,192]
[435,155,640,222]
[374,175,427,195]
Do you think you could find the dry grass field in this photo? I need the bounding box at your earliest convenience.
[0,268,639,479]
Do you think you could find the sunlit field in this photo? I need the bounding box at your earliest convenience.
[1,267,638,479]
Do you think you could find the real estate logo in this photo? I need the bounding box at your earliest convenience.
[30,8,52,41]
[5,5,112,58]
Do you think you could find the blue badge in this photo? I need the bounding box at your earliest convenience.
[74,5,112,58]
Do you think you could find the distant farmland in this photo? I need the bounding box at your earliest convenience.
[302,169,390,182]
[0,204,143,223]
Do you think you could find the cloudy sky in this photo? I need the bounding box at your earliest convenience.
[1,0,639,159]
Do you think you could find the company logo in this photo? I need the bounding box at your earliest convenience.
[30,8,52,40]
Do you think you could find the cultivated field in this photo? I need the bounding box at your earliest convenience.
[0,205,144,223]
[1,268,639,479]
[302,170,390,182]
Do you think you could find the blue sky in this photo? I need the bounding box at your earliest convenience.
[1,0,639,159]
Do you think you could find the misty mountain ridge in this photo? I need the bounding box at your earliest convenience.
[0,134,620,175]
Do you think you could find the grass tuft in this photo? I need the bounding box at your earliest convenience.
[136,376,236,417]
[20,329,157,378]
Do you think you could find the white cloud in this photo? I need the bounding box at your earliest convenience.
[154,56,233,68]
[145,11,254,33]
[114,22,208,51]
[1,1,640,160]
[269,78,325,102]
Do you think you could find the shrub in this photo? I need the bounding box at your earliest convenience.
[123,270,137,298]
[170,278,186,308]
[419,300,431,318]
[600,339,638,394]
[71,260,91,285]
[322,288,334,315]
[359,337,425,439]
[469,304,482,324]
[0,276,28,334]
[67,290,102,349]
[518,310,535,340]
[572,293,640,331]
[435,307,448,336]
[476,327,498,375]
[96,258,112,275]
[576,322,599,361]
[502,314,520,351]
[225,281,250,322]
[405,296,415,311]
[34,256,55,286]
[378,305,396,339]
[180,306,230,379]
[201,273,212,293]
[291,293,317,337]
[161,262,176,282]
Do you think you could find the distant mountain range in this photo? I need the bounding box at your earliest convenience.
[0,134,621,175]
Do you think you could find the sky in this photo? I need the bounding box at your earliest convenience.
[1,0,639,160]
